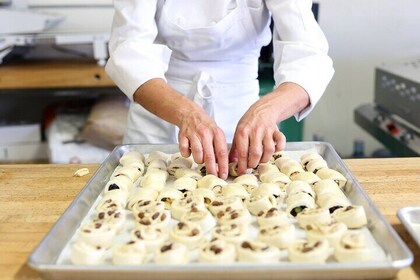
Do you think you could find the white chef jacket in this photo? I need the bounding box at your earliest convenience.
[105,0,334,144]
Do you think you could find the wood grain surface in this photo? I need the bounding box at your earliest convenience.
[0,158,419,279]
[0,60,115,89]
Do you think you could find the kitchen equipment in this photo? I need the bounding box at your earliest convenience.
[355,57,420,156]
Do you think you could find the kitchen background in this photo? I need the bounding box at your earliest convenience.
[1,0,419,163]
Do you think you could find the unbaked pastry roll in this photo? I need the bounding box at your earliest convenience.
[305,158,328,173]
[256,207,289,227]
[124,160,146,176]
[198,239,236,263]
[211,223,248,245]
[168,157,193,176]
[96,189,128,212]
[157,188,184,209]
[332,205,367,229]
[216,207,252,226]
[174,168,203,180]
[94,209,126,233]
[313,179,343,197]
[316,192,351,213]
[290,172,321,186]
[192,188,216,207]
[233,174,259,193]
[252,183,287,204]
[146,158,168,173]
[169,221,204,250]
[197,174,227,195]
[180,207,216,233]
[112,240,146,265]
[305,221,347,246]
[274,157,299,172]
[271,150,288,161]
[140,169,168,192]
[257,223,295,249]
[296,207,331,229]
[286,180,316,198]
[136,209,171,230]
[104,175,133,193]
[334,231,373,262]
[246,193,277,216]
[316,168,347,188]
[112,166,142,183]
[257,162,279,175]
[259,171,291,188]
[280,161,305,178]
[120,150,145,166]
[70,241,106,265]
[222,183,250,202]
[154,242,189,264]
[209,196,244,216]
[126,188,159,210]
[228,162,239,177]
[237,240,280,263]
[173,177,198,193]
[145,151,169,166]
[286,192,316,217]
[170,195,206,220]
[287,239,330,263]
[78,221,117,249]
[132,200,165,219]
[300,152,323,170]
[130,227,168,253]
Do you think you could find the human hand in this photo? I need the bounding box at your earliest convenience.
[229,99,286,175]
[177,108,229,179]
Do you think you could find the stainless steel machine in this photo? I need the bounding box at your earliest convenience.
[355,57,420,156]
[0,0,111,65]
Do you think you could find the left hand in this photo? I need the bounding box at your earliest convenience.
[228,82,310,175]
[229,99,286,175]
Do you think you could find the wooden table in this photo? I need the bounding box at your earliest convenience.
[0,60,115,90]
[0,158,419,279]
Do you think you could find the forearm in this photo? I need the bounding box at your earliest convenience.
[259,82,310,124]
[133,78,203,128]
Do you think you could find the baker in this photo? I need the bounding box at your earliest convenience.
[105,0,334,179]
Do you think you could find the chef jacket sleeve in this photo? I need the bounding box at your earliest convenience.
[105,0,172,101]
[265,0,334,121]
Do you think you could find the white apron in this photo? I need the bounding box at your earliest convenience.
[124,0,263,144]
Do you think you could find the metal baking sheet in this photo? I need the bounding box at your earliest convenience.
[398,207,420,248]
[27,142,413,280]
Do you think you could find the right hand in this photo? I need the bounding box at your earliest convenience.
[177,108,229,180]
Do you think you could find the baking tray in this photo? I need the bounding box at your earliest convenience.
[397,207,420,248]
[27,142,413,280]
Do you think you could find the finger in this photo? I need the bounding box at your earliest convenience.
[235,128,250,175]
[213,128,228,179]
[189,135,204,164]
[274,130,286,151]
[178,134,191,158]
[201,132,217,177]
[228,141,238,163]
[261,132,276,163]
[248,126,263,169]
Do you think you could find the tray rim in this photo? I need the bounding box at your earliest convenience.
[27,141,414,276]
[397,206,420,248]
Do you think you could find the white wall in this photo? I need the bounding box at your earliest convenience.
[304,0,420,157]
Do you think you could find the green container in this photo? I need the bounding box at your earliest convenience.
[258,66,304,142]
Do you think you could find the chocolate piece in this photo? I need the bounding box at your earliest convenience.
[329,205,343,214]
[152,212,160,220]
[161,243,173,253]
[108,184,120,191]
